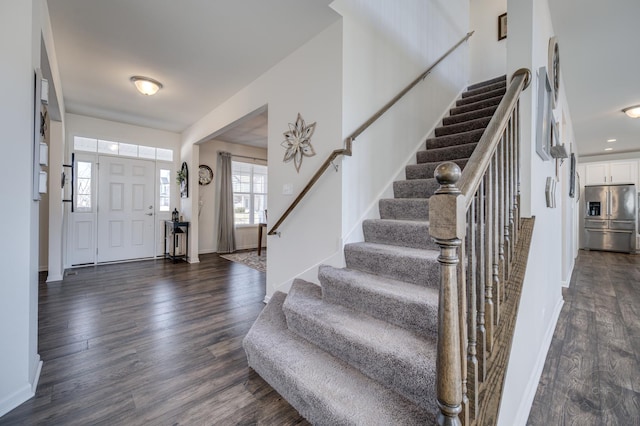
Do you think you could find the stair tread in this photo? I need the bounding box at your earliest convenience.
[319,265,439,336]
[284,280,438,411]
[467,75,506,90]
[345,242,440,287]
[363,219,437,250]
[243,292,435,425]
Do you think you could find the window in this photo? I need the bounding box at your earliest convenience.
[232,161,267,225]
[74,136,173,161]
[159,169,171,212]
[76,161,92,212]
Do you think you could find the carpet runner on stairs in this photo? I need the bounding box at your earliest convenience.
[243,75,506,425]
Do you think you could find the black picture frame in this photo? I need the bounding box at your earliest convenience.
[569,153,576,198]
[498,13,507,41]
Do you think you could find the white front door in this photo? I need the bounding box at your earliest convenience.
[97,156,155,262]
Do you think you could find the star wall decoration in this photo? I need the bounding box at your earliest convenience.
[281,113,316,172]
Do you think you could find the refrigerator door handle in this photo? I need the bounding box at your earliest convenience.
[607,190,610,217]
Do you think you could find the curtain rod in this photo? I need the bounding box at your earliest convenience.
[227,153,267,162]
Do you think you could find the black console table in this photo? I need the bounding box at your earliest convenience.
[164,220,189,262]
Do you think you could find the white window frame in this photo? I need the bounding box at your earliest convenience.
[232,161,267,226]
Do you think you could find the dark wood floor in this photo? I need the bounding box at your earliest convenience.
[528,250,640,425]
[0,254,308,425]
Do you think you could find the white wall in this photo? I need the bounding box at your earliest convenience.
[334,0,470,245]
[499,0,577,424]
[470,0,507,83]
[0,0,46,416]
[182,21,343,296]
[198,141,268,253]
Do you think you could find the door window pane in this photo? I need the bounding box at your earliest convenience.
[76,161,92,212]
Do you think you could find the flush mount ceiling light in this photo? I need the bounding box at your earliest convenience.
[130,76,163,96]
[606,138,616,142]
[622,105,640,118]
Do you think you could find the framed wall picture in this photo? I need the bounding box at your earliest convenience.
[498,13,507,40]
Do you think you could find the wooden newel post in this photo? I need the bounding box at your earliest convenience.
[429,162,465,426]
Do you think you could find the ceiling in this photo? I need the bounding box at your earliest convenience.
[46,0,339,141]
[46,1,638,157]
[548,0,640,158]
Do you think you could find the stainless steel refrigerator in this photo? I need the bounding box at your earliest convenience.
[584,184,637,253]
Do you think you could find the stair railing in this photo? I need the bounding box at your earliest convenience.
[429,68,531,426]
[268,31,475,236]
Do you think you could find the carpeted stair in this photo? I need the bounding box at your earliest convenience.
[243,75,506,425]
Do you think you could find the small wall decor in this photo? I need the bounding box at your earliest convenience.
[535,66,552,161]
[177,161,189,198]
[547,36,560,108]
[569,153,576,198]
[281,113,316,172]
[198,164,213,185]
[545,176,556,208]
[498,13,507,40]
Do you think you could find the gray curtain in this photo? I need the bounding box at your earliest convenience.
[217,152,236,253]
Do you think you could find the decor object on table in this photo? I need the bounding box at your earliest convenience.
[172,208,179,222]
[177,161,189,198]
[281,113,316,172]
[498,13,507,40]
[547,36,560,108]
[198,164,213,185]
[535,66,553,161]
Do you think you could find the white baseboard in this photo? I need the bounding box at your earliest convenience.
[511,296,564,426]
[0,358,42,418]
[46,273,63,283]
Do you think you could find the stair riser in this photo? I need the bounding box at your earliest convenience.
[462,80,506,98]
[442,106,498,126]
[405,160,467,180]
[416,143,477,164]
[393,179,440,199]
[363,220,438,250]
[456,87,505,106]
[450,95,502,116]
[319,267,438,337]
[378,199,429,221]
[344,245,440,288]
[426,129,483,150]
[435,116,491,137]
[467,75,506,90]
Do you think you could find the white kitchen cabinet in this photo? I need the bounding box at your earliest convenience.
[583,161,637,186]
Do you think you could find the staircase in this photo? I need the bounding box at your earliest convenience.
[243,76,507,425]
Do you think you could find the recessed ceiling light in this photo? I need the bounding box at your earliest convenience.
[130,76,163,96]
[606,138,616,142]
[604,147,613,151]
[622,105,640,118]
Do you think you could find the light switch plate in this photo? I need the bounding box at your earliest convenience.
[283,183,293,195]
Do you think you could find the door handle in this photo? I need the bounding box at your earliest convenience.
[145,213,153,216]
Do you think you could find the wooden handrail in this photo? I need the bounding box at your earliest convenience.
[457,68,531,207]
[267,31,475,236]
[429,67,531,426]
